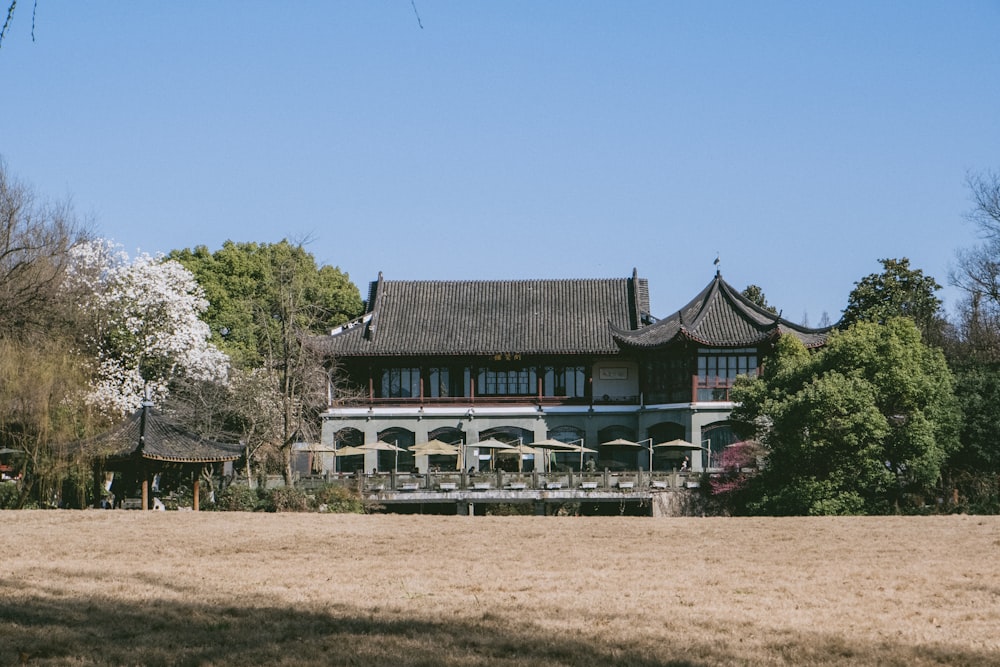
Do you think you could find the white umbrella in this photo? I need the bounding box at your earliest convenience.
[600,438,642,447]
[408,439,460,456]
[532,440,598,471]
[528,438,577,450]
[474,438,515,450]
[359,440,406,472]
[496,443,540,473]
[469,438,514,471]
[654,439,697,450]
[600,438,644,471]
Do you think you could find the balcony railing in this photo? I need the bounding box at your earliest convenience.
[352,375,742,408]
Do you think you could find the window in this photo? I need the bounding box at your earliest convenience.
[428,367,449,398]
[543,366,586,397]
[380,368,420,398]
[697,348,758,382]
[697,348,758,400]
[426,367,469,398]
[477,367,536,396]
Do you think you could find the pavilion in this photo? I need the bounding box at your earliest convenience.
[89,401,244,510]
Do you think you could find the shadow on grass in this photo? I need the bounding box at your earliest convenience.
[1,594,995,667]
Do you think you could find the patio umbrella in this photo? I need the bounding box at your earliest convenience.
[562,443,600,470]
[359,440,406,472]
[331,445,366,473]
[600,438,642,447]
[528,438,577,450]
[470,438,514,471]
[474,438,514,450]
[654,439,704,470]
[653,439,697,450]
[409,440,461,471]
[496,443,540,473]
[531,440,598,471]
[600,438,644,471]
[408,439,460,455]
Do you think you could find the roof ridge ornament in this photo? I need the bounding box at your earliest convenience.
[713,252,721,276]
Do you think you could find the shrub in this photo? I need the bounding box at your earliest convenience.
[265,486,310,512]
[313,484,364,513]
[486,503,532,516]
[214,484,261,512]
[0,483,20,509]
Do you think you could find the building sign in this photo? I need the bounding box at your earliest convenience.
[599,367,628,380]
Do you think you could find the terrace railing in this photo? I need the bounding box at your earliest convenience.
[297,469,697,494]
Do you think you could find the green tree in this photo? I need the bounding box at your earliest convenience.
[170,241,361,367]
[946,364,1000,512]
[169,240,363,486]
[731,319,960,515]
[841,258,944,343]
[741,284,777,314]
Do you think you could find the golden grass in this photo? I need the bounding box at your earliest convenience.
[1,512,998,666]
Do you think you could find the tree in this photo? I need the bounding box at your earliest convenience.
[0,160,103,508]
[741,284,777,314]
[940,169,1000,511]
[0,158,87,339]
[170,240,363,486]
[950,169,1000,362]
[67,239,230,416]
[169,241,362,367]
[730,319,960,515]
[841,257,945,343]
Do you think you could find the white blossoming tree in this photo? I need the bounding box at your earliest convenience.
[68,239,230,416]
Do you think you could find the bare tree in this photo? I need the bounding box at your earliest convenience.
[0,1,36,48]
[0,159,89,339]
[951,169,1000,358]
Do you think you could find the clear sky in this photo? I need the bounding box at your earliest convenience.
[3,2,999,323]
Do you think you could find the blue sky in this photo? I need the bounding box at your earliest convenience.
[2,2,998,323]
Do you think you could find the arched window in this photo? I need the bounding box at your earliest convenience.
[597,425,639,470]
[334,428,364,473]
[548,426,586,471]
[647,421,686,471]
[378,427,415,472]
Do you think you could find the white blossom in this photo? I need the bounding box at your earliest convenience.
[68,239,230,415]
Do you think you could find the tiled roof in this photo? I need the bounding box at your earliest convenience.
[327,272,649,356]
[611,272,832,349]
[91,405,244,464]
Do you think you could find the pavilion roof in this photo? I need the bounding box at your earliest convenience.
[89,404,244,464]
[610,271,833,349]
[325,270,650,357]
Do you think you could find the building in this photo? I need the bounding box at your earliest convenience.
[319,269,831,475]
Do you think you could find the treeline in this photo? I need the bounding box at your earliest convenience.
[717,171,1000,514]
[0,160,363,508]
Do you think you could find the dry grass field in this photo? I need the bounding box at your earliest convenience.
[1,512,998,667]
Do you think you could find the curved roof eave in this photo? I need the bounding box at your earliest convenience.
[611,272,835,350]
